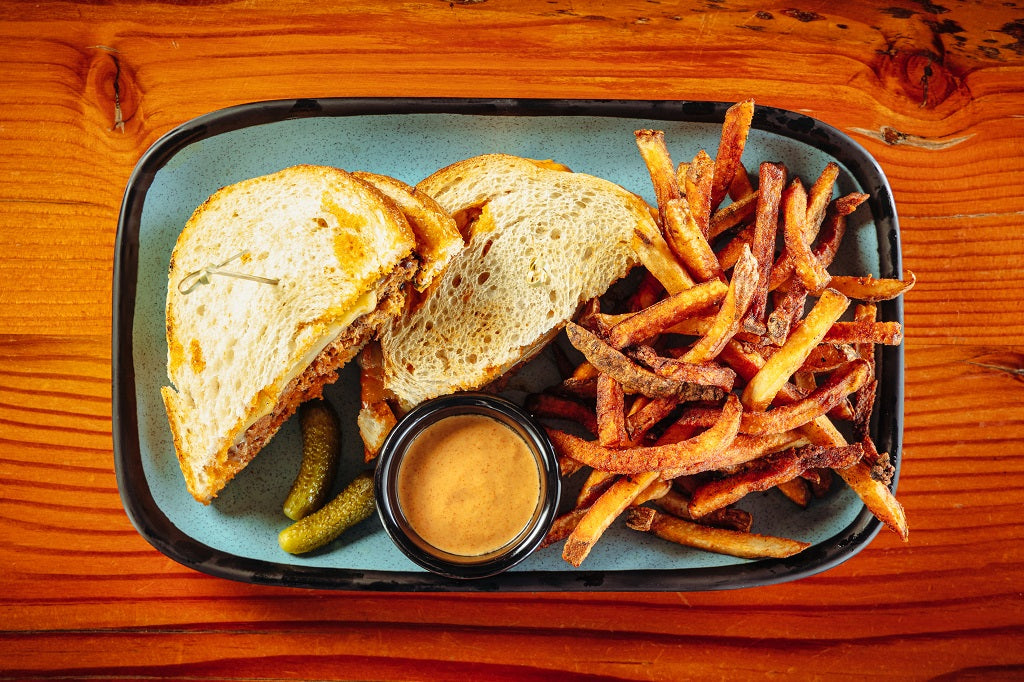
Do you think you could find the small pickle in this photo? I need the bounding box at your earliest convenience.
[283,400,341,521]
[278,470,376,554]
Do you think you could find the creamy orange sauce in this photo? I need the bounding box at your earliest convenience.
[397,414,541,557]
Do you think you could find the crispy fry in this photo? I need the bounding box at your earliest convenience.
[655,488,753,531]
[630,345,737,390]
[631,224,695,295]
[729,164,755,200]
[685,150,716,237]
[824,270,917,301]
[712,100,755,210]
[356,343,398,462]
[577,468,618,508]
[625,396,684,442]
[776,478,811,508]
[715,223,753,271]
[626,505,657,531]
[630,508,810,559]
[688,443,864,517]
[804,162,840,235]
[766,285,808,346]
[782,179,831,292]
[563,471,661,566]
[635,129,681,213]
[526,393,598,436]
[596,374,628,447]
[545,394,742,475]
[629,270,665,312]
[659,428,808,480]
[663,198,724,282]
[683,244,758,362]
[567,322,723,400]
[799,343,859,373]
[742,360,869,435]
[742,162,787,332]
[823,321,903,345]
[541,506,590,548]
[634,477,672,506]
[742,288,850,410]
[709,190,758,239]
[608,279,727,350]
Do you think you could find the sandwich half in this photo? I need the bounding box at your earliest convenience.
[379,153,659,409]
[161,165,457,503]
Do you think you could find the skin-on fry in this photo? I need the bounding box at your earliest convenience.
[776,478,811,508]
[608,279,727,349]
[715,224,754,271]
[563,471,661,566]
[824,270,917,301]
[742,288,850,411]
[545,394,742,475]
[596,374,628,447]
[635,129,681,213]
[631,224,695,295]
[356,343,398,462]
[630,345,737,390]
[566,323,723,400]
[742,162,787,332]
[823,321,903,345]
[629,508,810,559]
[712,99,755,210]
[525,392,599,436]
[577,468,618,508]
[663,198,724,282]
[729,164,756,200]
[709,190,758,239]
[688,443,864,517]
[682,244,758,363]
[782,179,831,292]
[766,285,808,346]
[634,477,672,506]
[768,193,863,292]
[541,506,590,548]
[685,150,715,237]
[655,488,753,531]
[629,270,665,312]
[804,162,840,235]
[799,343,859,374]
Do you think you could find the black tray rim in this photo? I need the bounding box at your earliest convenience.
[112,97,904,592]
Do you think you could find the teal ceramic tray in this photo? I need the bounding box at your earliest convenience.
[113,99,903,591]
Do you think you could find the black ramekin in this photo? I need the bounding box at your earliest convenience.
[374,393,561,579]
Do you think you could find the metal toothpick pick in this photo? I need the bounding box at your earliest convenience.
[177,251,280,295]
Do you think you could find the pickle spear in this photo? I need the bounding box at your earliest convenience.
[283,400,341,521]
[278,470,376,554]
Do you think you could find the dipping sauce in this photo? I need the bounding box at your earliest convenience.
[396,414,541,557]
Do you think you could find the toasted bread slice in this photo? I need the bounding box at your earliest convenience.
[379,154,657,409]
[352,171,463,292]
[162,165,417,503]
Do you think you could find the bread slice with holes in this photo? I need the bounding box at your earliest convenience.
[379,153,657,409]
[161,165,424,504]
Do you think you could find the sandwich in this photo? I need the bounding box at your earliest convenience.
[379,153,663,410]
[162,164,461,503]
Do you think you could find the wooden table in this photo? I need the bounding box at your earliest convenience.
[2,1,1022,678]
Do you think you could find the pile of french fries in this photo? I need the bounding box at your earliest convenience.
[529,100,915,567]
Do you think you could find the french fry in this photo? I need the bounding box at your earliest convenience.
[633,477,672,506]
[630,345,737,390]
[566,323,724,400]
[688,443,864,517]
[629,270,665,312]
[742,162,787,333]
[663,198,724,282]
[629,508,810,559]
[823,321,903,345]
[709,190,758,239]
[525,393,599,436]
[596,374,628,447]
[685,150,716,237]
[716,223,754,271]
[782,179,831,292]
[577,468,618,508]
[356,342,398,462]
[635,129,681,214]
[729,164,756,200]
[799,343,859,373]
[607,279,727,349]
[804,162,840,235]
[631,224,696,295]
[655,488,753,531]
[766,285,808,346]
[824,271,917,301]
[563,471,661,566]
[776,478,811,508]
[545,394,742,475]
[541,506,590,548]
[712,99,755,210]
[682,244,759,363]
[741,288,850,411]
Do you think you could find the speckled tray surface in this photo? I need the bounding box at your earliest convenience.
[113,98,903,591]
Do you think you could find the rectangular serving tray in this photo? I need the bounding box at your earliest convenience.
[113,98,904,591]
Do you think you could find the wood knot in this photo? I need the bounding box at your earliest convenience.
[86,46,139,133]
[872,42,967,110]
[780,9,825,23]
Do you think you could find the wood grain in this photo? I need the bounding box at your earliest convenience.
[1,0,1023,678]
